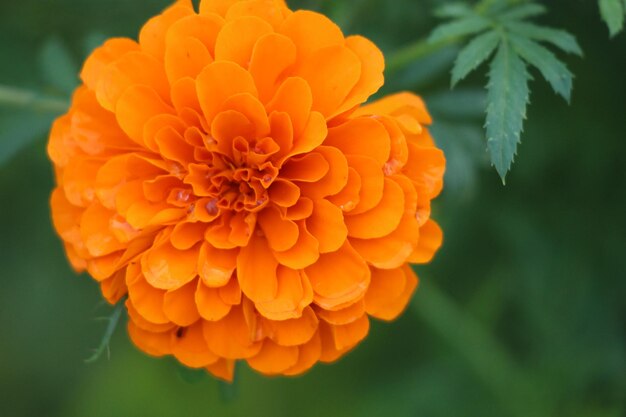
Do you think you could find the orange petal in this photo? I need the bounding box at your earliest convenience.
[318,315,369,362]
[115,85,175,146]
[279,10,344,65]
[202,304,262,358]
[365,266,418,321]
[126,299,176,333]
[344,155,384,214]
[249,33,296,102]
[171,321,220,368]
[306,199,347,253]
[80,38,139,91]
[96,51,169,111]
[281,152,329,183]
[247,339,299,374]
[139,5,194,59]
[127,320,172,357]
[100,269,127,304]
[258,205,299,252]
[141,240,198,290]
[205,358,236,382]
[220,93,270,138]
[409,220,443,264]
[127,264,170,324]
[273,221,319,270]
[80,202,126,257]
[199,0,240,16]
[195,279,232,321]
[316,299,365,325]
[350,213,418,269]
[197,242,237,287]
[283,330,321,376]
[345,178,405,239]
[264,306,318,346]
[305,242,370,310]
[355,92,433,125]
[255,266,313,320]
[325,117,391,166]
[171,222,206,250]
[171,77,202,114]
[225,0,290,28]
[214,16,274,67]
[266,77,312,137]
[163,279,201,326]
[404,142,446,199]
[327,167,361,213]
[196,61,258,124]
[296,45,361,117]
[285,197,314,221]
[165,35,213,83]
[237,233,278,302]
[268,179,300,207]
[298,146,349,199]
[338,35,385,114]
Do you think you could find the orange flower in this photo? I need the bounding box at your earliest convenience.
[48,0,445,380]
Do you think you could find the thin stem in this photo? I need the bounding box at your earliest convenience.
[386,37,460,75]
[0,85,69,113]
[412,279,553,417]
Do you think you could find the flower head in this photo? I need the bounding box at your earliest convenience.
[49,0,445,380]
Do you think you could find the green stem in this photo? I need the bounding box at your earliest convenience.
[412,279,552,417]
[0,85,69,113]
[386,37,459,75]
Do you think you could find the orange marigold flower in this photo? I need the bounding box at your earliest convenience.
[48,0,445,381]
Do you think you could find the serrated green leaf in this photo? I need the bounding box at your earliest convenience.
[506,22,583,56]
[485,42,530,182]
[496,3,547,21]
[434,3,473,18]
[599,0,625,37]
[38,37,79,96]
[452,30,501,87]
[509,33,573,102]
[428,16,492,44]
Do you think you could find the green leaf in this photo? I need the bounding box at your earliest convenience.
[599,0,625,37]
[428,16,492,44]
[0,111,53,167]
[496,3,547,21]
[506,22,583,56]
[509,33,573,102]
[85,297,126,363]
[451,30,501,87]
[485,41,530,182]
[38,37,79,96]
[434,3,473,18]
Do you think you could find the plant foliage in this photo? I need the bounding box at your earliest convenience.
[430,0,582,181]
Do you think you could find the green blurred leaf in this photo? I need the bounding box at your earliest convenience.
[510,33,573,102]
[0,111,53,167]
[497,3,547,21]
[485,41,530,182]
[434,2,473,18]
[451,30,500,87]
[428,15,492,43]
[599,0,625,37]
[38,36,79,96]
[507,21,583,56]
[427,88,486,120]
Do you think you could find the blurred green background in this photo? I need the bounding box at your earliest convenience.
[1,0,624,416]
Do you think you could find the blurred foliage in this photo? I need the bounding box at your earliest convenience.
[0,0,624,417]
